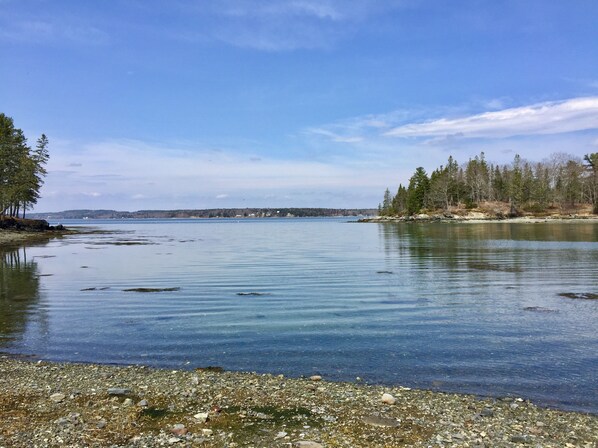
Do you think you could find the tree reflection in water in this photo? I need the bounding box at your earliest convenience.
[0,246,42,347]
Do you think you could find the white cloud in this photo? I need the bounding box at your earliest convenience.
[385,97,598,139]
[216,194,229,199]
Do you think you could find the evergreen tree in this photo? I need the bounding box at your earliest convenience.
[0,114,49,217]
[583,153,598,214]
[509,154,524,212]
[380,188,393,216]
[392,184,408,215]
[406,167,430,215]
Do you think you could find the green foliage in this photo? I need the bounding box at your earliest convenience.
[0,113,49,217]
[379,151,598,216]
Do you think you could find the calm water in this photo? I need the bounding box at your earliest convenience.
[1,218,597,413]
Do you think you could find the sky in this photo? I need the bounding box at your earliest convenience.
[1,0,598,212]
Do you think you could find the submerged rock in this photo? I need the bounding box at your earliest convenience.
[523,306,558,313]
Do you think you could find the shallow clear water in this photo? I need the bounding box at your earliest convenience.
[1,218,597,413]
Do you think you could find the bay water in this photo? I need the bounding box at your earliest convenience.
[1,218,597,413]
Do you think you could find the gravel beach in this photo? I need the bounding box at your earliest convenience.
[1,358,597,447]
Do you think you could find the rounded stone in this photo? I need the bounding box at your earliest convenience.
[381,393,397,405]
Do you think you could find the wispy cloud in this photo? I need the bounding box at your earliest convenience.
[307,128,364,143]
[385,97,598,139]
[175,0,407,51]
[0,19,109,45]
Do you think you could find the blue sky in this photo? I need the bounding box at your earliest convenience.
[2,0,598,211]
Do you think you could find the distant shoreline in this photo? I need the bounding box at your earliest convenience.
[28,207,377,221]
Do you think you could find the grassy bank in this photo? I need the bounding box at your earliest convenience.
[0,358,596,447]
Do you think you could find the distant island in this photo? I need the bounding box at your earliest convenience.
[28,208,377,220]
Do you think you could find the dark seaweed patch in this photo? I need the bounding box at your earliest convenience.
[236,292,270,296]
[523,306,558,313]
[123,287,180,293]
[468,262,522,273]
[140,407,169,419]
[559,292,598,300]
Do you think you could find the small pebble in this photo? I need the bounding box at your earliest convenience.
[171,424,187,436]
[294,441,324,448]
[194,412,209,422]
[107,387,131,396]
[480,408,494,417]
[309,375,322,381]
[50,393,66,403]
[511,434,530,443]
[381,392,397,405]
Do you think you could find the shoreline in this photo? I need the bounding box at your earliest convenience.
[359,213,598,224]
[1,357,597,447]
[0,228,77,247]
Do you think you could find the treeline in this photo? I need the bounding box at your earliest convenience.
[0,113,49,218]
[380,152,598,216]
[30,208,377,220]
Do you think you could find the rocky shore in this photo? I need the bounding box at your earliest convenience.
[0,358,596,447]
[0,217,70,247]
[359,211,598,224]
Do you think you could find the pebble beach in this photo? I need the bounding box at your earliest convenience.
[1,357,597,447]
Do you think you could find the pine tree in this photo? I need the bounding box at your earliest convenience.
[583,153,598,214]
[0,113,49,217]
[406,167,430,215]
